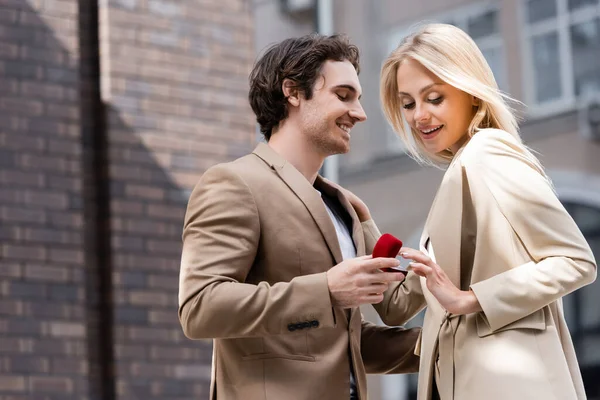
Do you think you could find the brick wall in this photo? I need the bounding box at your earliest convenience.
[0,0,90,399]
[0,0,255,398]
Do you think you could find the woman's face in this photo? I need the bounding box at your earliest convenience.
[396,58,476,155]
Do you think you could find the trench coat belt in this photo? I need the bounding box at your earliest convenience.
[437,311,460,400]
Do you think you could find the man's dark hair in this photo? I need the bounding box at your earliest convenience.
[249,34,360,140]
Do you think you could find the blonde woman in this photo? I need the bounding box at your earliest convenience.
[348,24,597,399]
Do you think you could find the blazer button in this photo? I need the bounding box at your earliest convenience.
[302,321,311,329]
[311,320,319,328]
[288,323,296,332]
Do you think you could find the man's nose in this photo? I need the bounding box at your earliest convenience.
[350,102,367,122]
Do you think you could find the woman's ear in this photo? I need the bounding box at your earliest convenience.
[472,96,480,107]
[282,79,300,107]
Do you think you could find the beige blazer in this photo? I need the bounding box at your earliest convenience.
[178,143,420,400]
[367,129,597,400]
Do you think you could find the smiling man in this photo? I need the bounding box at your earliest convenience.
[178,34,420,400]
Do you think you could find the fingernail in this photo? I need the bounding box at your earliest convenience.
[400,252,407,257]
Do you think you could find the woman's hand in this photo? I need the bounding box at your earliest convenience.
[400,247,482,315]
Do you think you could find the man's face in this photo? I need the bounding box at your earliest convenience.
[298,60,367,156]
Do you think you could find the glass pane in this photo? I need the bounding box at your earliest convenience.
[569,0,599,11]
[571,19,600,98]
[526,0,557,23]
[570,202,600,233]
[581,281,600,330]
[481,47,506,91]
[468,10,499,39]
[532,32,562,102]
[580,336,600,366]
[587,234,600,256]
[562,295,576,329]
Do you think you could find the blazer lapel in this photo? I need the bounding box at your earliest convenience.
[314,176,366,256]
[423,165,463,289]
[253,144,344,265]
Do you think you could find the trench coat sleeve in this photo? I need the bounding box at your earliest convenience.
[178,164,335,339]
[360,319,421,374]
[466,130,597,333]
[361,220,427,327]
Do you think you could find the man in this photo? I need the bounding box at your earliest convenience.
[178,34,420,400]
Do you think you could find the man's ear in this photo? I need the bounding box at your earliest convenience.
[282,79,300,107]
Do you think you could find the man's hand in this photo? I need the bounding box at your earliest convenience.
[326,255,406,308]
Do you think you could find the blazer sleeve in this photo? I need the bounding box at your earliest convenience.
[360,319,421,374]
[178,164,336,340]
[466,131,597,332]
[362,220,427,326]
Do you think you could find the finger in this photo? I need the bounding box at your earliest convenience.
[373,271,407,283]
[399,249,434,267]
[364,293,385,304]
[407,262,432,277]
[362,257,401,271]
[366,283,388,294]
[345,255,374,274]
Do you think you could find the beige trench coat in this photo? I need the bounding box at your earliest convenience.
[366,129,597,400]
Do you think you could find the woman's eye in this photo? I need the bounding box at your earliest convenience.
[429,96,443,104]
[402,102,415,110]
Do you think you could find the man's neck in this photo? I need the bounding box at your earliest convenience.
[267,126,324,185]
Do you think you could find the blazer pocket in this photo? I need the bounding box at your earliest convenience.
[476,308,546,338]
[241,353,315,362]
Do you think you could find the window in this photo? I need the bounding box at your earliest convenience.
[387,5,506,91]
[561,201,600,397]
[448,8,507,91]
[522,0,600,116]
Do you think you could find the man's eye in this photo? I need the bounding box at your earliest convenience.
[402,102,415,110]
[337,94,347,101]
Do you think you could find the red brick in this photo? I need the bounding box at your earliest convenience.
[146,203,185,220]
[0,169,45,187]
[51,358,88,375]
[111,199,145,216]
[146,239,181,255]
[0,376,26,391]
[48,248,83,265]
[0,263,21,278]
[0,206,46,223]
[49,322,85,338]
[2,244,46,261]
[128,291,170,307]
[148,310,177,325]
[24,264,69,282]
[124,184,164,200]
[29,376,73,393]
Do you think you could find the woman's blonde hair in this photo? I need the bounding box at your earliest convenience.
[381,23,535,168]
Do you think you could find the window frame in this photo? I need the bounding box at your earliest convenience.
[520,0,600,119]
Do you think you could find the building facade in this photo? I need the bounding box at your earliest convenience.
[0,0,255,398]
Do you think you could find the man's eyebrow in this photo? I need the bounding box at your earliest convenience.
[398,82,442,96]
[333,84,362,99]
